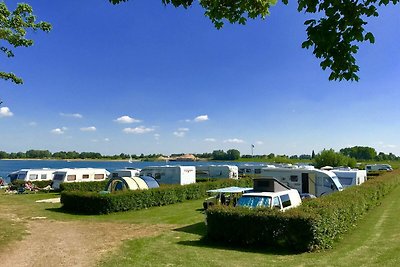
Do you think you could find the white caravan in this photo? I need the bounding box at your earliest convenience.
[196,165,239,179]
[52,168,110,189]
[140,165,196,185]
[110,168,141,178]
[12,168,58,182]
[365,164,393,173]
[238,164,271,177]
[331,168,367,188]
[259,166,343,197]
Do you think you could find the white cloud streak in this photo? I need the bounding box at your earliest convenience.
[80,126,97,132]
[60,112,82,118]
[51,127,67,135]
[123,126,154,134]
[194,115,209,122]
[204,138,216,142]
[114,115,141,124]
[224,138,245,144]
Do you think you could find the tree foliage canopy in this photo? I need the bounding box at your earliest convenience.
[340,146,377,160]
[109,0,398,81]
[313,148,356,168]
[0,2,51,84]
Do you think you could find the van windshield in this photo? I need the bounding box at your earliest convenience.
[237,196,271,208]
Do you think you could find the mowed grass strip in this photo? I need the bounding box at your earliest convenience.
[100,182,400,267]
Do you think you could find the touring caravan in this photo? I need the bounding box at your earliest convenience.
[365,164,393,173]
[259,166,343,197]
[331,168,367,188]
[51,168,110,189]
[237,164,270,177]
[110,168,141,179]
[140,165,196,185]
[196,165,239,179]
[11,168,57,182]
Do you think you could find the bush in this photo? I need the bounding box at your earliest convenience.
[61,178,252,214]
[10,179,52,190]
[206,171,400,252]
[59,180,109,192]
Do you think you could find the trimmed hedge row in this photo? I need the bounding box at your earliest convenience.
[59,180,109,192]
[61,178,252,214]
[206,171,400,252]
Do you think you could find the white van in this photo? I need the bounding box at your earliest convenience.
[52,168,110,189]
[365,164,393,173]
[236,189,302,211]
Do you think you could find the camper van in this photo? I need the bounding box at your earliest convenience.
[332,168,367,188]
[196,165,239,179]
[140,165,196,185]
[110,168,141,179]
[365,164,393,173]
[259,166,343,197]
[11,169,57,182]
[236,178,302,211]
[51,168,110,189]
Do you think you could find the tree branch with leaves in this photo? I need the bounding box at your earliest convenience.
[0,2,51,84]
[109,0,398,81]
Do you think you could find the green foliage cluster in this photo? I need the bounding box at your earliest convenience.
[10,179,52,190]
[212,149,241,160]
[59,180,109,192]
[60,178,252,214]
[206,171,400,251]
[340,146,377,160]
[313,149,356,168]
[0,3,51,84]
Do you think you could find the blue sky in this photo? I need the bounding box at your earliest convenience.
[1,1,399,156]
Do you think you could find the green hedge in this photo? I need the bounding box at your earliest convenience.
[206,171,400,252]
[61,178,252,214]
[59,180,109,192]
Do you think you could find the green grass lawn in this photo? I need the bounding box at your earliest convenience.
[2,178,400,266]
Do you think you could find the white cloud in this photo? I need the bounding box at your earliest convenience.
[60,112,82,118]
[51,127,67,135]
[123,126,154,134]
[104,138,110,142]
[114,115,141,124]
[194,115,209,122]
[224,138,245,144]
[80,126,96,132]
[154,134,160,140]
[204,138,216,142]
[29,121,37,126]
[0,107,13,117]
[255,141,264,145]
[173,131,186,137]
[178,127,189,132]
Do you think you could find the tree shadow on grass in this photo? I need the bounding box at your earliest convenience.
[173,222,302,256]
[45,207,94,215]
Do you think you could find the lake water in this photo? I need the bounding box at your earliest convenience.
[0,159,264,183]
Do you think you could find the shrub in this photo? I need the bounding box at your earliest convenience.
[10,179,52,190]
[61,178,252,214]
[59,180,109,192]
[206,171,400,252]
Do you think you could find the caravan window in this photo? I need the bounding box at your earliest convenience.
[29,174,38,180]
[82,174,89,179]
[41,174,47,180]
[290,175,298,182]
[17,172,27,180]
[254,169,261,174]
[94,174,104,180]
[67,175,76,181]
[280,194,291,208]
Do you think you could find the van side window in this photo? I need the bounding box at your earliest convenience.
[94,174,104,180]
[67,175,76,181]
[82,174,89,179]
[290,175,298,182]
[272,197,281,209]
[280,194,291,208]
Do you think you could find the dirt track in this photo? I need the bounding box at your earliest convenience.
[1,218,172,267]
